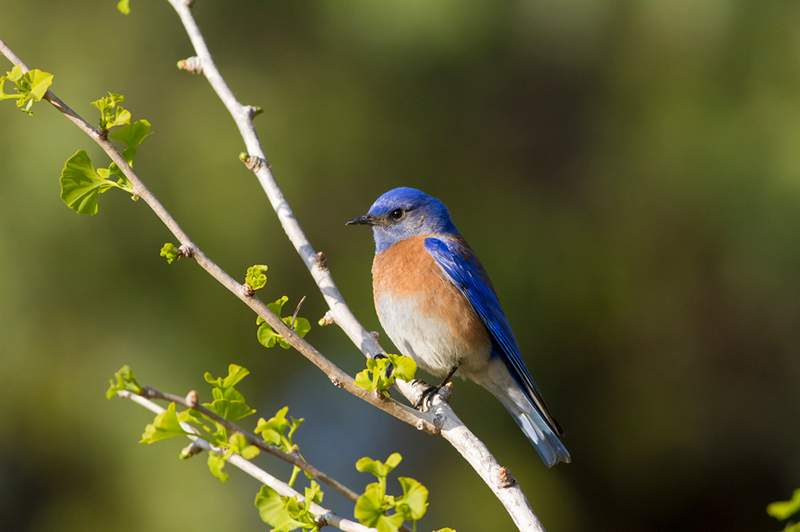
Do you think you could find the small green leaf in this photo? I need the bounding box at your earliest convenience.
[105,364,142,399]
[140,402,186,444]
[245,264,269,291]
[355,453,402,481]
[354,354,415,397]
[60,150,126,215]
[354,483,404,532]
[110,119,152,165]
[255,406,304,453]
[257,297,312,350]
[117,0,131,14]
[160,242,181,264]
[769,489,800,521]
[202,364,256,422]
[92,92,130,131]
[254,485,317,531]
[0,66,53,114]
[433,528,457,532]
[207,451,230,483]
[396,477,429,521]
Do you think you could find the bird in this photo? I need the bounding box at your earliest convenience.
[346,186,571,467]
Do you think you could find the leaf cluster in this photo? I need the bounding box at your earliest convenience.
[60,91,152,215]
[0,64,53,114]
[255,481,323,532]
[355,354,417,398]
[354,453,429,532]
[256,296,311,349]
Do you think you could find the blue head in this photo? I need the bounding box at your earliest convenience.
[347,187,458,253]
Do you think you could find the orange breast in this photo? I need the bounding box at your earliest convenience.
[372,236,491,361]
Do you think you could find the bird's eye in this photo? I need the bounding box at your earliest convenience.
[389,208,404,221]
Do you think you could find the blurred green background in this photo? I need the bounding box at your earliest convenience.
[2,1,799,530]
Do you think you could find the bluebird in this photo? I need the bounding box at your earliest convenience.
[347,187,570,467]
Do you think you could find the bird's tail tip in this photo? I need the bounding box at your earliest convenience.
[514,410,572,467]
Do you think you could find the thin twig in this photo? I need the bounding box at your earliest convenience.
[118,390,372,532]
[161,3,546,531]
[140,385,359,503]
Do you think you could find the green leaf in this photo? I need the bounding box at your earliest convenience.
[388,353,416,381]
[354,483,404,532]
[229,432,260,460]
[109,119,152,165]
[207,451,230,483]
[60,150,126,215]
[396,477,429,521]
[354,354,415,397]
[117,0,131,14]
[140,402,186,444]
[160,242,181,264]
[769,489,800,521]
[355,453,402,481]
[433,528,457,532]
[245,264,269,291]
[254,485,317,531]
[257,297,312,350]
[203,363,250,389]
[202,364,256,422]
[105,364,142,399]
[255,406,304,453]
[0,66,53,114]
[92,92,130,130]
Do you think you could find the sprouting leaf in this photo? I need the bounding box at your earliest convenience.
[229,432,260,460]
[256,296,311,349]
[254,484,320,531]
[768,489,800,521]
[160,242,181,264]
[117,0,131,14]
[0,65,53,114]
[203,364,250,389]
[245,264,269,291]
[105,364,142,399]
[354,354,416,397]
[140,402,186,444]
[207,451,230,483]
[202,364,256,423]
[110,119,152,165]
[92,92,130,131]
[255,406,304,453]
[355,453,402,481]
[433,529,457,532]
[60,150,131,215]
[354,483,404,532]
[396,477,429,521]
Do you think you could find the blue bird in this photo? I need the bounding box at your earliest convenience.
[347,187,571,467]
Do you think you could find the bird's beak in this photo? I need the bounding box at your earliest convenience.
[345,214,377,226]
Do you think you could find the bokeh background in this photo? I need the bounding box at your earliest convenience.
[1,1,799,531]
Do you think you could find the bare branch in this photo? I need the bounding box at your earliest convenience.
[117,390,372,532]
[139,384,359,503]
[161,3,547,530]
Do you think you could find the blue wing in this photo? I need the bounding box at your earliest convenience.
[424,236,563,436]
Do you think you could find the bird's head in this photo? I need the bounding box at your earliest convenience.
[347,187,458,253]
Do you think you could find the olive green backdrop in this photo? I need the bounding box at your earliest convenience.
[1,1,799,531]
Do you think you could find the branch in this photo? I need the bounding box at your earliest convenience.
[117,390,372,532]
[163,2,546,530]
[138,385,360,503]
[0,39,436,437]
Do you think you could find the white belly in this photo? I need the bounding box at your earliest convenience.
[375,293,490,378]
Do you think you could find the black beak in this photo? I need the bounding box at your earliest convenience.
[346,214,376,226]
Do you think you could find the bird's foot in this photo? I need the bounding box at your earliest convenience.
[413,380,453,412]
